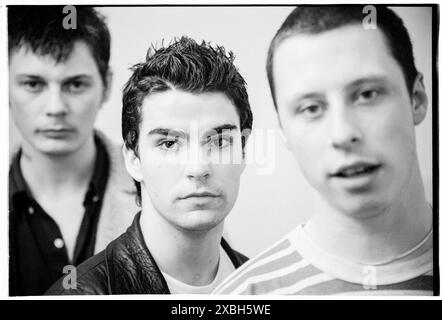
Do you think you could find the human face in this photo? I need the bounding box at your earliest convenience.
[273,25,427,216]
[124,90,245,232]
[9,41,108,156]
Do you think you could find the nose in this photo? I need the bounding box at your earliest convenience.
[184,144,212,181]
[45,86,68,116]
[328,106,362,151]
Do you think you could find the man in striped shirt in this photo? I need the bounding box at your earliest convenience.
[214,6,434,295]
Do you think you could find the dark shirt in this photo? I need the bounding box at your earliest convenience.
[9,135,110,296]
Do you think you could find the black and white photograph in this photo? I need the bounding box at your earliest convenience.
[2,2,438,306]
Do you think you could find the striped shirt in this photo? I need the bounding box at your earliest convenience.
[213,224,433,295]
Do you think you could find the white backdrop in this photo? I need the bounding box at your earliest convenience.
[9,6,434,258]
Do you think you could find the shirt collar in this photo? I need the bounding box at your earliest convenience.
[9,149,32,210]
[83,133,110,206]
[10,133,110,209]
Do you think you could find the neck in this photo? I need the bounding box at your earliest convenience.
[307,164,432,264]
[20,135,96,193]
[140,199,224,286]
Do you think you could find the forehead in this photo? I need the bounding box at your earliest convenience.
[9,41,100,79]
[273,25,406,101]
[140,89,240,132]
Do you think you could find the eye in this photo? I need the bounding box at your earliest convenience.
[64,81,88,93]
[355,89,381,104]
[21,80,45,93]
[298,104,324,119]
[158,139,179,152]
[208,135,233,149]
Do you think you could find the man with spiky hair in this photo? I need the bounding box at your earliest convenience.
[214,6,434,295]
[9,6,138,296]
[46,36,252,295]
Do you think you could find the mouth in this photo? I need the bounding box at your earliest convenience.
[180,192,220,200]
[331,162,382,179]
[38,128,75,138]
[40,127,73,132]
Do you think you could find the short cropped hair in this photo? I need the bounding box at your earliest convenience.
[267,5,418,109]
[8,6,111,87]
[122,36,253,203]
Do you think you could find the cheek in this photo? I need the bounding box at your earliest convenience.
[10,98,40,134]
[285,125,330,192]
[288,127,324,170]
[9,90,24,111]
[142,163,183,196]
[10,89,36,118]
[368,104,415,160]
[69,92,102,122]
[212,164,243,192]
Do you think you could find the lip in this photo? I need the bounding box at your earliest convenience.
[329,161,382,191]
[39,127,74,132]
[330,161,382,178]
[180,192,220,200]
[38,128,74,138]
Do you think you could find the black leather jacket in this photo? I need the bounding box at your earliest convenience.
[46,212,248,295]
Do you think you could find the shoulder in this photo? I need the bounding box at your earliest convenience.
[45,250,110,295]
[96,131,136,193]
[214,233,316,294]
[92,132,139,253]
[95,131,123,171]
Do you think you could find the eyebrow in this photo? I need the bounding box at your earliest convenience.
[345,76,390,90]
[62,75,94,82]
[207,124,238,135]
[292,92,323,103]
[148,128,187,139]
[290,76,390,104]
[15,74,93,82]
[15,74,44,80]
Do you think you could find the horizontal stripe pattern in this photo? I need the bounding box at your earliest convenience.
[296,275,434,295]
[214,240,434,295]
[214,238,294,293]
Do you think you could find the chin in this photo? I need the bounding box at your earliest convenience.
[40,147,78,157]
[332,195,388,219]
[34,140,81,156]
[176,209,226,232]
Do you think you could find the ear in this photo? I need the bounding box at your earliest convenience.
[239,128,251,174]
[241,128,252,150]
[102,69,113,104]
[122,144,144,183]
[411,72,428,126]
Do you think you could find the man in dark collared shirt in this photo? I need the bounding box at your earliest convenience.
[9,135,109,295]
[8,6,138,296]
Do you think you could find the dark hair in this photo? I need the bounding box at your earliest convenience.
[122,36,253,203]
[8,5,111,87]
[267,5,418,109]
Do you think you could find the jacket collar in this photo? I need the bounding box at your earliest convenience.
[106,212,169,294]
